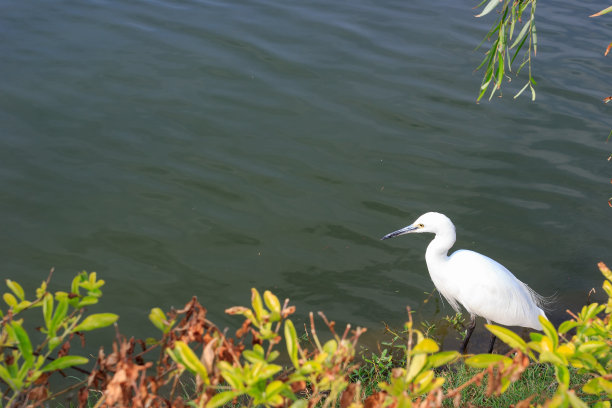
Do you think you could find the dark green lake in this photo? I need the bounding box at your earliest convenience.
[1,0,610,348]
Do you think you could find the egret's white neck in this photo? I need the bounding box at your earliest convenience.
[425,227,456,268]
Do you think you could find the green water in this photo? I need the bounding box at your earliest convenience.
[0,0,610,348]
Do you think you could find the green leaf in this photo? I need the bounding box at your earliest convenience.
[412,338,439,354]
[465,354,511,369]
[566,390,589,408]
[420,376,445,395]
[577,341,607,354]
[539,351,565,366]
[485,324,527,352]
[6,280,25,301]
[172,341,210,384]
[510,21,531,50]
[476,0,501,18]
[77,296,99,307]
[48,336,61,352]
[0,365,18,390]
[71,274,82,296]
[265,380,287,397]
[558,320,578,334]
[583,378,603,394]
[406,353,426,382]
[206,391,240,408]
[3,293,17,308]
[10,322,33,365]
[217,362,242,390]
[14,300,32,314]
[73,313,118,332]
[263,290,281,320]
[539,316,558,350]
[243,350,265,364]
[42,294,53,331]
[149,307,170,333]
[514,81,531,99]
[284,319,299,368]
[427,351,459,368]
[323,339,338,355]
[251,288,266,323]
[591,5,612,17]
[555,365,570,388]
[41,355,89,372]
[49,296,69,335]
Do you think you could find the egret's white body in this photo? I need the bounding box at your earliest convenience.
[382,212,547,351]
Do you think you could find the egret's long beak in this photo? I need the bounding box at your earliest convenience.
[381,225,417,240]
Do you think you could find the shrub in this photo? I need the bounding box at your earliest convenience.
[1,263,610,407]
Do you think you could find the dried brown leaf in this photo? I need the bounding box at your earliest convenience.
[364,392,386,408]
[340,383,358,408]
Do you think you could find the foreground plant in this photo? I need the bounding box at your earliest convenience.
[0,270,118,407]
[1,263,610,407]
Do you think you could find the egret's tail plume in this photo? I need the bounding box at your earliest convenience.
[526,284,556,312]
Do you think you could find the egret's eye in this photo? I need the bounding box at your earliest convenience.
[418,223,424,228]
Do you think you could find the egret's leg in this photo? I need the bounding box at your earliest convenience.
[460,316,476,354]
[487,334,497,354]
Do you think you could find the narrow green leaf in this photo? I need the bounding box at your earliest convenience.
[71,274,81,296]
[539,316,558,350]
[173,341,210,384]
[243,350,265,364]
[485,324,527,352]
[555,365,570,388]
[476,0,501,18]
[6,280,25,301]
[558,320,578,334]
[43,294,53,331]
[0,365,18,390]
[41,355,89,373]
[265,380,287,397]
[77,296,99,307]
[263,291,281,320]
[284,319,299,368]
[406,353,426,382]
[513,81,530,99]
[206,391,240,408]
[11,322,33,365]
[465,354,511,369]
[73,313,118,332]
[427,351,459,368]
[49,296,69,335]
[251,288,266,323]
[591,5,612,17]
[259,364,282,380]
[539,351,565,366]
[577,341,607,354]
[510,21,530,50]
[566,390,589,408]
[149,307,168,332]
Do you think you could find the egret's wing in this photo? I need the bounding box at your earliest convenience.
[447,250,545,329]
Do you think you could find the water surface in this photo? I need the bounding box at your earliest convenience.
[1,0,610,348]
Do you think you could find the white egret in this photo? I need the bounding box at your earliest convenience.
[381,212,547,353]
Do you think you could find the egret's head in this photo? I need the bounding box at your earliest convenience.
[381,212,454,240]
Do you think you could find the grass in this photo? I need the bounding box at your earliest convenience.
[350,349,598,407]
[440,362,556,407]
